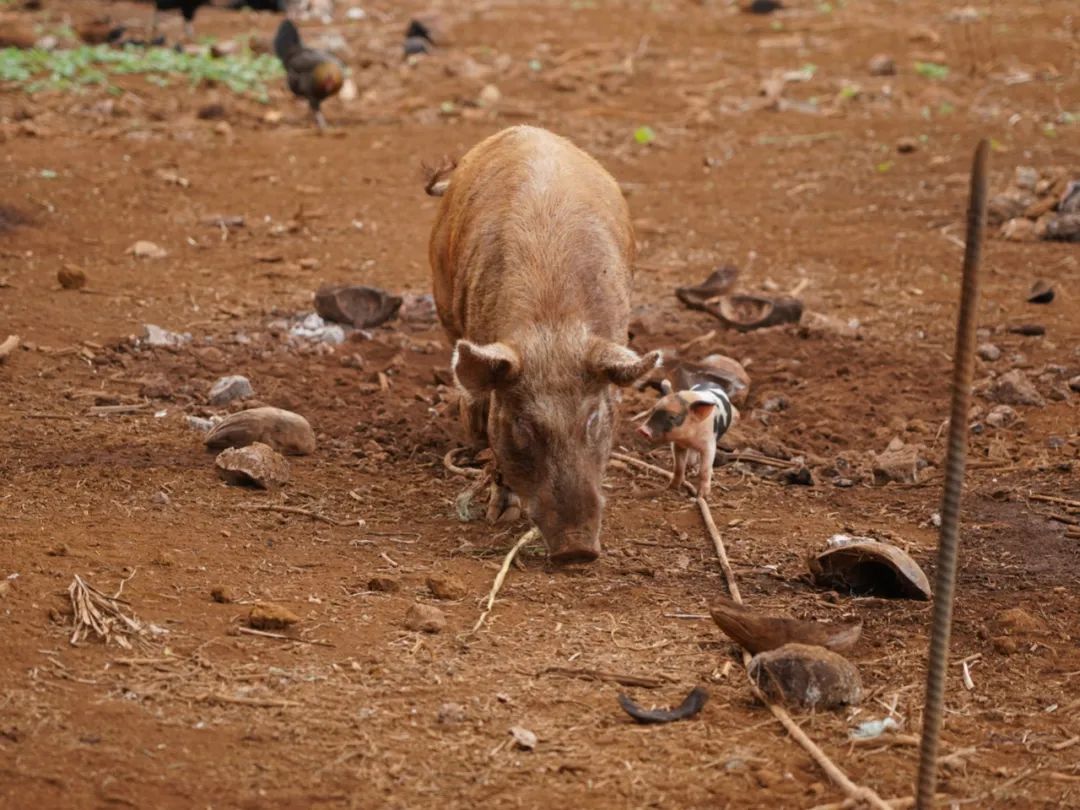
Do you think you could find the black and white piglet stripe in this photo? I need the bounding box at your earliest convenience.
[690,383,734,439]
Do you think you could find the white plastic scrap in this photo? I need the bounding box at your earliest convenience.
[851,717,899,740]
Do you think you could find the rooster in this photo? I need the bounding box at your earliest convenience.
[273,19,344,130]
[151,0,210,41]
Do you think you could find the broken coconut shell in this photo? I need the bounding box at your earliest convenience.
[1026,281,1054,305]
[675,265,740,310]
[709,596,862,655]
[677,354,751,407]
[808,540,932,600]
[205,406,316,456]
[748,643,862,709]
[708,294,804,332]
[214,442,290,489]
[314,284,403,329]
[617,686,709,724]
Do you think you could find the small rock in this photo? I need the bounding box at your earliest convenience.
[867,54,896,76]
[208,375,254,406]
[142,324,190,348]
[187,415,215,432]
[248,602,299,630]
[151,490,171,506]
[976,343,1001,362]
[367,575,400,592]
[986,369,1045,407]
[1000,218,1037,242]
[477,84,501,108]
[510,726,538,751]
[1013,166,1039,192]
[873,442,921,484]
[754,768,783,788]
[210,585,234,604]
[985,405,1017,428]
[437,703,467,724]
[215,442,290,489]
[987,191,1034,226]
[205,407,316,455]
[748,643,862,709]
[896,136,918,154]
[994,607,1045,636]
[290,313,346,345]
[139,374,174,399]
[992,635,1019,655]
[129,240,167,259]
[197,103,227,120]
[799,311,860,338]
[1043,213,1080,242]
[57,265,87,290]
[426,573,467,600]
[399,293,438,326]
[0,580,11,599]
[404,603,446,633]
[1067,375,1080,393]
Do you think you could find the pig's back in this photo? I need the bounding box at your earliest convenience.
[430,126,635,344]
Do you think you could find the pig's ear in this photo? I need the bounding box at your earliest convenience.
[453,340,521,397]
[689,400,716,421]
[588,341,662,387]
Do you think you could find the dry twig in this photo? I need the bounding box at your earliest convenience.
[238,503,354,526]
[540,667,669,689]
[68,574,151,649]
[469,527,540,635]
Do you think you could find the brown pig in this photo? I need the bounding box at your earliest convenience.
[637,380,738,500]
[427,126,660,563]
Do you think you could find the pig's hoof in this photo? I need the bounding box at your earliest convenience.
[485,484,522,524]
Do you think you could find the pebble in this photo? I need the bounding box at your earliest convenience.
[186,415,216,433]
[215,442,290,489]
[985,404,1017,428]
[1068,375,1080,393]
[1000,218,1037,242]
[129,240,167,259]
[57,265,87,290]
[1013,166,1039,191]
[404,603,446,633]
[142,324,191,348]
[477,84,501,108]
[290,313,346,345]
[873,442,921,484]
[151,490,171,506]
[208,375,254,406]
[986,369,1045,407]
[976,343,1001,361]
[210,585,234,604]
[510,726,538,751]
[867,54,896,76]
[895,136,918,154]
[248,602,299,630]
[367,575,400,592]
[437,703,467,724]
[426,573,467,600]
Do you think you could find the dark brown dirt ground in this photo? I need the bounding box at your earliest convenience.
[1,1,1078,808]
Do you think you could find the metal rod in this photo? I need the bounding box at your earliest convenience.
[915,139,989,809]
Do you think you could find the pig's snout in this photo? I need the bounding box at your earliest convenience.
[546,529,601,565]
[637,424,653,440]
[532,479,603,565]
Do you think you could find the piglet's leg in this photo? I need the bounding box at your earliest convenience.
[669,444,689,492]
[697,439,717,500]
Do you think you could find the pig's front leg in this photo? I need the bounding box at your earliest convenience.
[669,444,689,492]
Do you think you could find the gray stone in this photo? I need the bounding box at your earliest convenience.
[209,375,254,406]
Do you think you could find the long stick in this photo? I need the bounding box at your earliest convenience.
[916,139,989,810]
[470,527,540,635]
[696,498,891,810]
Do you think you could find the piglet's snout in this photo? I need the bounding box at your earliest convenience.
[636,424,653,439]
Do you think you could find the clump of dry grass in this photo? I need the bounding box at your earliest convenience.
[67,574,150,649]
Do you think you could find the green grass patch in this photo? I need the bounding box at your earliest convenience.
[0,44,282,101]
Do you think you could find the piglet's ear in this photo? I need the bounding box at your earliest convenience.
[453,340,521,399]
[689,400,716,421]
[588,340,662,387]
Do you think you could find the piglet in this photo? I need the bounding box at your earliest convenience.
[637,380,737,500]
